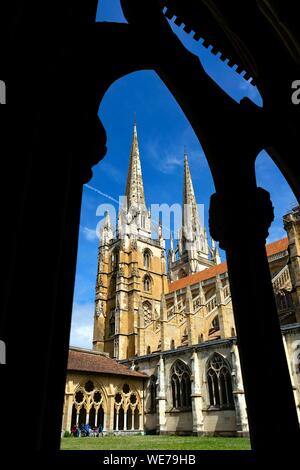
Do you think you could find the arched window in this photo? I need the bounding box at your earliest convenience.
[143,249,151,269]
[171,360,192,409]
[113,386,141,431]
[109,311,115,336]
[143,275,151,292]
[147,345,151,355]
[206,353,234,409]
[112,250,119,270]
[143,301,152,326]
[72,384,105,431]
[149,375,157,413]
[170,339,175,350]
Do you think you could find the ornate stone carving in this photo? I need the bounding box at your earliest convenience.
[95,301,105,317]
[131,266,140,277]
[131,239,137,251]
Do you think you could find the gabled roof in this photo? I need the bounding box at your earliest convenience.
[168,237,288,292]
[67,347,146,378]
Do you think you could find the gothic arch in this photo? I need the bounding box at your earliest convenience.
[113,383,142,431]
[206,352,234,409]
[170,359,192,409]
[143,248,152,269]
[71,380,108,430]
[143,274,152,292]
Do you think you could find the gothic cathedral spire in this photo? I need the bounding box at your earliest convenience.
[125,117,146,209]
[168,151,219,281]
[182,151,202,240]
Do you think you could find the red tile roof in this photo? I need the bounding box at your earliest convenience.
[168,237,288,292]
[67,348,146,378]
[168,262,228,292]
[265,237,288,257]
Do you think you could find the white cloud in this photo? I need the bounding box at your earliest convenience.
[145,136,205,175]
[70,302,94,349]
[81,226,98,241]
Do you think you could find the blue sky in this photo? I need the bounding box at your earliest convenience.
[70,0,297,348]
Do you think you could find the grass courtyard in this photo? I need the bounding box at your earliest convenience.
[61,435,251,451]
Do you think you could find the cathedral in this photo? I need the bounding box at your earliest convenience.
[62,122,300,437]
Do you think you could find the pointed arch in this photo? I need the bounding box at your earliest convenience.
[113,382,142,431]
[143,248,152,269]
[206,352,234,409]
[170,359,192,409]
[72,380,108,431]
[143,274,152,292]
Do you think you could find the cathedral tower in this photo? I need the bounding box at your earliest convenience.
[93,119,168,359]
[168,151,220,280]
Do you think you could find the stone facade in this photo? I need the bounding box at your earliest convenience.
[62,122,300,436]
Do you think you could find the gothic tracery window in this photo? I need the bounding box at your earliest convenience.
[72,384,105,430]
[113,385,141,431]
[207,353,234,408]
[171,360,192,409]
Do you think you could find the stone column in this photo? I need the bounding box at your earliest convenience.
[109,395,115,432]
[191,350,204,435]
[186,286,197,345]
[131,410,135,431]
[210,188,300,449]
[65,394,74,432]
[230,342,249,436]
[124,408,128,431]
[160,295,168,351]
[139,413,143,431]
[115,411,119,432]
[157,355,167,434]
[282,334,300,425]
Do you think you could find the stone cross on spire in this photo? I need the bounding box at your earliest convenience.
[125,116,146,209]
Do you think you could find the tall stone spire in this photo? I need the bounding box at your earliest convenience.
[118,116,152,241]
[182,151,202,238]
[125,117,146,209]
[168,151,216,280]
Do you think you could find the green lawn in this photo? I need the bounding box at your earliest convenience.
[61,435,251,451]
